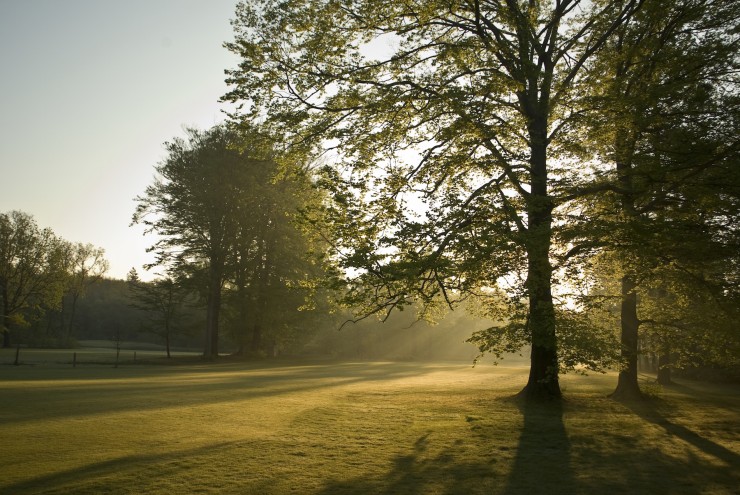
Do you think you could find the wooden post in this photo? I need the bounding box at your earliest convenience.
[73,352,77,368]
[14,344,20,366]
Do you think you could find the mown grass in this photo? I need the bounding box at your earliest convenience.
[0,350,738,494]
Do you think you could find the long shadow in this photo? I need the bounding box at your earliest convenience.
[568,393,740,493]
[624,396,740,467]
[1,441,237,494]
[0,361,459,425]
[502,398,576,495]
[316,432,499,494]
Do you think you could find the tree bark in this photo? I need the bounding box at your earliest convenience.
[520,111,561,401]
[609,275,643,400]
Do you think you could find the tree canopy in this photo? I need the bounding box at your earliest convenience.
[224,0,648,399]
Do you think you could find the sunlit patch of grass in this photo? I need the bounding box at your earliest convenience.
[0,356,738,494]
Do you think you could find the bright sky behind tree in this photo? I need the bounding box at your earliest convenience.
[0,0,239,280]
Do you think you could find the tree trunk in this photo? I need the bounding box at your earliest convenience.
[1,279,10,348]
[657,351,672,385]
[204,262,223,359]
[520,112,560,401]
[610,275,643,400]
[165,322,171,359]
[250,233,272,355]
[251,322,262,354]
[237,296,250,355]
[65,293,80,346]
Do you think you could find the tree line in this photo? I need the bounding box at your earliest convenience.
[1,211,108,348]
[131,126,335,359]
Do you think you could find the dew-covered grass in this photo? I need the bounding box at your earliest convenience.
[1,351,738,494]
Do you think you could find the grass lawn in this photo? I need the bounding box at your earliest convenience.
[1,351,738,494]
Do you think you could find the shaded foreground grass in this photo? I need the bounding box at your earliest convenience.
[0,356,738,494]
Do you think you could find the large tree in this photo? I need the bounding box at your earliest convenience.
[566,0,740,398]
[133,126,247,358]
[225,0,643,399]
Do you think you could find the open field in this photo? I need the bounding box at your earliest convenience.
[1,351,738,494]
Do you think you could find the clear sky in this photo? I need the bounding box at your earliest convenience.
[0,0,240,280]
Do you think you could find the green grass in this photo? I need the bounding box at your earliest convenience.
[1,351,738,494]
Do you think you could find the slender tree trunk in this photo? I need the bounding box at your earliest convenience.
[2,279,11,348]
[250,232,272,355]
[65,293,81,346]
[657,350,673,385]
[237,292,250,355]
[251,322,262,354]
[165,321,171,359]
[610,275,643,400]
[204,262,223,359]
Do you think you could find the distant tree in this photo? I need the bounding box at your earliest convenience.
[0,211,67,347]
[133,126,327,358]
[60,242,109,345]
[71,278,158,344]
[127,268,189,358]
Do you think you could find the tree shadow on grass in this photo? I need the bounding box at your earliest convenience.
[570,394,740,494]
[0,361,456,425]
[1,442,239,495]
[624,395,740,468]
[502,398,576,495]
[315,397,576,495]
[316,432,500,495]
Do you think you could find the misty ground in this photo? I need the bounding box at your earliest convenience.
[1,349,738,494]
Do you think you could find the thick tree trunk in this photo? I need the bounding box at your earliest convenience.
[522,245,560,400]
[520,112,560,401]
[610,275,643,400]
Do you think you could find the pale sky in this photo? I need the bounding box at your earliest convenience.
[0,0,240,280]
